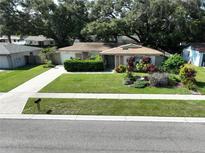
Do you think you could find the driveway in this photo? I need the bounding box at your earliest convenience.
[0,119,205,152]
[0,66,65,114]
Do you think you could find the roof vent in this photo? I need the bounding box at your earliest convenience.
[121,44,142,50]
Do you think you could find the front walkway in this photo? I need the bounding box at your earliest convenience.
[32,93,205,100]
[0,66,65,114]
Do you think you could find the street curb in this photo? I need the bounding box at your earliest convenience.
[1,114,205,123]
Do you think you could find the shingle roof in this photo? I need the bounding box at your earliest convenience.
[190,43,205,52]
[100,44,164,56]
[58,42,119,52]
[0,43,41,55]
[25,35,54,41]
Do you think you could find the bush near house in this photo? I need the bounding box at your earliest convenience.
[179,64,197,90]
[115,65,126,73]
[163,54,185,74]
[136,56,158,73]
[64,58,104,72]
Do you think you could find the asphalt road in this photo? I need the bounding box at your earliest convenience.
[1,119,205,152]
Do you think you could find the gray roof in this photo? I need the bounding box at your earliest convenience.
[25,35,54,41]
[0,43,41,55]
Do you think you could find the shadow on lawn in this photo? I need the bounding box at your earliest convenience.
[13,65,40,71]
[196,81,205,88]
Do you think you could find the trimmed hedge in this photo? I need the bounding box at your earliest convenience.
[64,59,104,72]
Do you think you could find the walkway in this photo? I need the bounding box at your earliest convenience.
[0,66,65,114]
[32,93,205,100]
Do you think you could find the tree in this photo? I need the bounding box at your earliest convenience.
[19,0,89,47]
[83,0,205,52]
[0,0,23,42]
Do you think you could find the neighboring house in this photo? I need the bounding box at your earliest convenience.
[56,42,118,64]
[0,35,21,43]
[0,43,41,69]
[100,44,164,68]
[183,43,205,67]
[25,35,55,47]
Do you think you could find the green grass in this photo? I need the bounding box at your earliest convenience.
[194,66,205,94]
[40,74,190,94]
[0,65,49,92]
[23,98,205,117]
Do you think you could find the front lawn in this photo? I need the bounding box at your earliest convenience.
[40,74,190,94]
[195,66,205,94]
[23,98,205,117]
[0,65,50,92]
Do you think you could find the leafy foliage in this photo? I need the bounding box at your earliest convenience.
[179,64,197,90]
[64,58,104,72]
[115,65,126,73]
[132,80,149,88]
[163,54,185,73]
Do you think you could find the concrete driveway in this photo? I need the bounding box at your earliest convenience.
[0,66,65,114]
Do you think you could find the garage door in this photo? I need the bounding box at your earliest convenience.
[0,56,9,69]
[60,52,75,64]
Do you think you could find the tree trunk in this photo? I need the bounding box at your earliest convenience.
[7,35,11,43]
[125,35,140,43]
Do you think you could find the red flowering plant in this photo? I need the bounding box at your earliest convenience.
[142,56,151,64]
[146,64,158,73]
[127,56,136,72]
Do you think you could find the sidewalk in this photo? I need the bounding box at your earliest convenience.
[1,114,205,123]
[32,93,205,100]
[0,66,65,114]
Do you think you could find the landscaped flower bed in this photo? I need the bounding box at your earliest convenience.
[115,54,198,92]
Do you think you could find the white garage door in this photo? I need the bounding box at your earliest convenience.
[0,56,9,69]
[60,52,76,64]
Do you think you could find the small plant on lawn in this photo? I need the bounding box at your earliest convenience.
[179,64,197,90]
[163,54,185,74]
[132,80,149,88]
[115,65,126,73]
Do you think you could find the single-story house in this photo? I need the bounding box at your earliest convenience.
[0,35,21,43]
[100,44,164,68]
[25,35,55,47]
[56,42,118,64]
[183,43,205,66]
[0,43,41,69]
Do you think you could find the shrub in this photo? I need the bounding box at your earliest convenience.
[64,59,104,72]
[136,63,147,72]
[163,54,185,73]
[125,72,136,81]
[43,60,55,68]
[115,65,126,73]
[146,64,158,73]
[168,74,180,86]
[149,73,169,87]
[179,64,197,90]
[133,80,149,88]
[127,56,136,72]
[123,78,134,85]
[141,56,151,64]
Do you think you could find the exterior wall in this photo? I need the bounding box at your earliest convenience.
[10,53,26,68]
[0,56,10,69]
[25,40,55,46]
[183,46,203,66]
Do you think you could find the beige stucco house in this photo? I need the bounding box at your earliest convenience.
[100,44,164,68]
[56,42,118,64]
